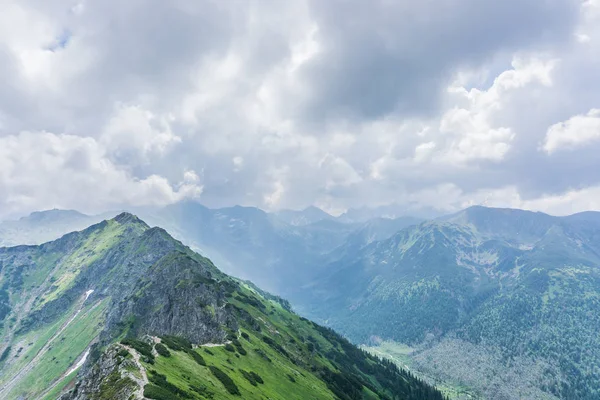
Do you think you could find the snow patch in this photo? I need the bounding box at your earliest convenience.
[66,349,89,376]
[84,289,94,301]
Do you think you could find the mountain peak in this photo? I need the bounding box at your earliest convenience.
[112,212,149,227]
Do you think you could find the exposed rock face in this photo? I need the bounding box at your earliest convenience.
[104,251,238,345]
[60,344,141,400]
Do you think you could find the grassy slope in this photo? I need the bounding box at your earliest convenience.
[0,217,139,400]
[134,282,440,400]
[3,299,109,399]
[145,285,336,399]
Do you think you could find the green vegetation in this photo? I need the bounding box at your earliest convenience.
[209,366,241,395]
[161,335,192,352]
[136,281,443,400]
[144,384,181,400]
[2,299,109,399]
[188,349,206,366]
[155,343,171,357]
[239,369,264,386]
[121,338,154,361]
[97,370,137,400]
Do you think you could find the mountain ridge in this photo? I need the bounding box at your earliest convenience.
[0,212,444,400]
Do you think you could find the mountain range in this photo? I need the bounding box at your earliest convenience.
[304,206,600,399]
[0,212,442,400]
[3,204,600,399]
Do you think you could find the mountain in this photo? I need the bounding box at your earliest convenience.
[338,205,437,223]
[2,204,419,300]
[0,213,444,400]
[303,206,600,399]
[135,202,357,295]
[0,209,115,247]
[273,206,336,226]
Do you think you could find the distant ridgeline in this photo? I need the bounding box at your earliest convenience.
[304,206,600,399]
[0,212,444,400]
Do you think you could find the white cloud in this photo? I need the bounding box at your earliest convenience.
[543,109,600,153]
[0,131,201,218]
[439,57,557,163]
[414,142,437,163]
[101,104,181,164]
[2,0,600,218]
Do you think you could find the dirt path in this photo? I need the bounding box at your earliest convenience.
[121,344,149,399]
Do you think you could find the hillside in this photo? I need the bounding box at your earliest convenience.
[0,213,443,400]
[303,206,600,399]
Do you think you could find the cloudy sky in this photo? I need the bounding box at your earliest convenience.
[1,0,600,219]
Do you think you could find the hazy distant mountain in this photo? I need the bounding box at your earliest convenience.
[0,213,442,400]
[303,206,600,399]
[338,204,440,223]
[134,202,358,294]
[273,206,336,226]
[1,203,423,297]
[0,209,116,247]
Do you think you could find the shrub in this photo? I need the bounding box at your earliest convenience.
[121,338,154,361]
[148,372,190,398]
[254,348,271,362]
[155,343,171,357]
[190,384,214,398]
[209,366,240,395]
[240,370,265,386]
[224,343,236,352]
[261,336,289,358]
[232,339,247,355]
[117,348,130,358]
[143,384,179,400]
[241,331,250,341]
[0,346,11,363]
[250,371,264,384]
[287,374,296,383]
[188,350,206,366]
[161,336,192,352]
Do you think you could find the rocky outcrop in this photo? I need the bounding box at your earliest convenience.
[60,344,141,400]
[104,251,238,345]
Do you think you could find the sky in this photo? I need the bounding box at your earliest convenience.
[1,0,600,219]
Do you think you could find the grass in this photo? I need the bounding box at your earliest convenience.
[146,333,335,400]
[35,220,128,309]
[0,300,83,386]
[137,283,349,400]
[40,374,77,400]
[134,280,441,400]
[5,299,109,399]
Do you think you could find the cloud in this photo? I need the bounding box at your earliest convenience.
[0,131,201,218]
[1,0,600,218]
[543,109,600,153]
